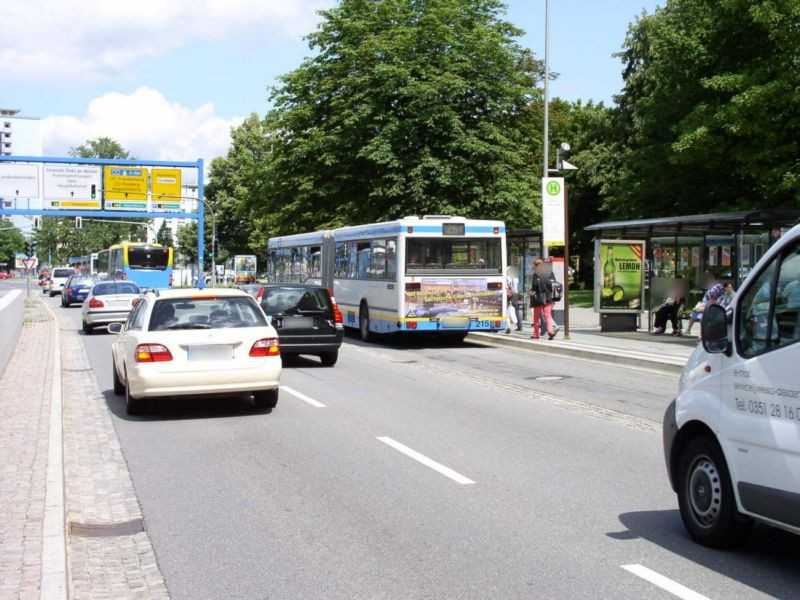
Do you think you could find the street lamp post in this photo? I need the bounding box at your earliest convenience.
[194,197,216,286]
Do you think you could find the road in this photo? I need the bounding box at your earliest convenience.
[44,290,800,599]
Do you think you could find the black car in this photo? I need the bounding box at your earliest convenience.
[257,284,343,366]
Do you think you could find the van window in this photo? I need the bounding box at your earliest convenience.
[737,240,800,357]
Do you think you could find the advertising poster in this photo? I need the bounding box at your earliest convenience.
[405,278,503,319]
[233,255,257,284]
[596,240,645,312]
[722,246,731,267]
[709,246,718,266]
[691,247,700,267]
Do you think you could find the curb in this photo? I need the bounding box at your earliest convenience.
[467,331,687,375]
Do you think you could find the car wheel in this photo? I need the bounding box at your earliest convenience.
[49,291,55,298]
[319,351,338,367]
[124,369,145,415]
[359,302,372,342]
[254,388,279,410]
[112,359,125,396]
[82,320,92,335]
[677,436,752,548]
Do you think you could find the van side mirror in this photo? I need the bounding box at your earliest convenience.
[701,304,730,355]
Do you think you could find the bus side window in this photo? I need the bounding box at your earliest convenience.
[371,240,386,279]
[386,239,397,280]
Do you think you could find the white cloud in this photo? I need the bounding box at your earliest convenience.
[42,87,243,167]
[0,0,333,82]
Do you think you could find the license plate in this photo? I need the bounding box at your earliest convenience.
[187,345,234,361]
[441,318,469,329]
[279,316,314,330]
[77,295,85,301]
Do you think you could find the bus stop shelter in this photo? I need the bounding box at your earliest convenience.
[506,229,542,320]
[585,208,800,330]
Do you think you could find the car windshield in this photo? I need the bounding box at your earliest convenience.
[149,296,268,331]
[260,287,331,316]
[70,277,96,286]
[93,282,140,295]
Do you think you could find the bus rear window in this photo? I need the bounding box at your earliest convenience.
[406,238,501,272]
[128,247,169,270]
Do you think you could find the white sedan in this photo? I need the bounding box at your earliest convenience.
[109,288,282,415]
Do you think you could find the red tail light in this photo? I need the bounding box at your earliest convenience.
[406,321,418,330]
[89,297,104,308]
[327,289,343,325]
[135,344,173,362]
[65,287,72,295]
[249,338,280,357]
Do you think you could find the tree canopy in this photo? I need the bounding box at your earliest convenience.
[252,0,544,237]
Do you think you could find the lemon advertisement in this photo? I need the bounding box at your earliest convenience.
[596,240,645,312]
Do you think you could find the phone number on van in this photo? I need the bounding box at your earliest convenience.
[736,398,800,421]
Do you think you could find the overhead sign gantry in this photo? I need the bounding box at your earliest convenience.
[0,155,209,287]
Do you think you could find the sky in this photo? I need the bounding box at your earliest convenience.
[1,0,659,166]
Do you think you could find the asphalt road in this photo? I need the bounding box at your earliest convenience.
[48,292,800,600]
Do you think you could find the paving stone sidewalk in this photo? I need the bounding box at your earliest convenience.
[0,299,52,600]
[0,297,170,599]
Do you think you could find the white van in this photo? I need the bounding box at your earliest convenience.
[664,223,800,547]
[48,267,76,297]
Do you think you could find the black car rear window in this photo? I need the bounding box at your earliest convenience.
[260,287,332,315]
[149,297,268,331]
[93,282,140,296]
[53,269,74,278]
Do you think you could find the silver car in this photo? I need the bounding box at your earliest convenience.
[81,281,142,334]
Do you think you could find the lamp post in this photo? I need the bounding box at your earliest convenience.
[194,196,217,286]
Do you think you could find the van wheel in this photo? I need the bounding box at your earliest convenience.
[359,302,372,342]
[125,370,145,415]
[112,359,125,396]
[677,436,752,548]
[254,388,279,410]
[319,351,338,366]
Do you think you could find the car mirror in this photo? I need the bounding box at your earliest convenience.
[107,322,123,334]
[701,304,730,355]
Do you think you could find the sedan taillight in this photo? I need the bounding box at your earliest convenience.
[89,297,104,308]
[249,338,280,357]
[135,344,173,362]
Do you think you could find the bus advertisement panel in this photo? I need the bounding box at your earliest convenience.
[234,255,257,284]
[404,279,503,320]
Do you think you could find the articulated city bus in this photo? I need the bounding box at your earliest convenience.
[96,242,174,289]
[268,216,508,340]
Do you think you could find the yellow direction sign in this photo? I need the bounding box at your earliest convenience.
[104,167,148,210]
[151,168,182,211]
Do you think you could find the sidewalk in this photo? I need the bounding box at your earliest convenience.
[469,306,697,374]
[0,297,168,599]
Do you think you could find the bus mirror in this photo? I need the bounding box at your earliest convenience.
[701,304,730,355]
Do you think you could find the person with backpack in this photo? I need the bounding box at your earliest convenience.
[530,259,560,340]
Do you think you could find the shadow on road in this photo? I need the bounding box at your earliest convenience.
[611,509,800,599]
[104,389,272,423]
[342,328,487,352]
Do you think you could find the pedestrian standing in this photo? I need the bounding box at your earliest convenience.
[505,266,522,333]
[530,259,557,340]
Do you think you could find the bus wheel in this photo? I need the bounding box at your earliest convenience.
[359,302,372,342]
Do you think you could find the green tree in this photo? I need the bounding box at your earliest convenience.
[607,0,800,218]
[254,0,544,236]
[0,224,25,270]
[70,137,133,160]
[156,221,173,247]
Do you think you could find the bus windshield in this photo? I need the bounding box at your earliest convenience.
[128,247,170,270]
[406,238,502,272]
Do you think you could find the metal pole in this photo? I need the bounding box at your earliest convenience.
[542,0,550,260]
[563,183,570,340]
[197,159,205,289]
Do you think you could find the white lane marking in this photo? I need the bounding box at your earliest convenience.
[40,300,68,599]
[280,385,326,408]
[622,564,711,600]
[377,436,475,485]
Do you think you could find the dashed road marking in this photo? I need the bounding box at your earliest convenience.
[622,564,711,600]
[281,385,327,408]
[377,436,475,485]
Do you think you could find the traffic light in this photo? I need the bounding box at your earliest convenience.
[33,216,41,229]
[30,241,37,257]
[75,216,82,229]
[90,184,96,199]
[24,241,31,257]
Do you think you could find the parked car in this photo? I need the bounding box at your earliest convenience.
[0,271,10,279]
[81,281,141,334]
[257,284,343,366]
[108,288,282,415]
[48,267,76,297]
[238,283,264,298]
[61,274,99,307]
